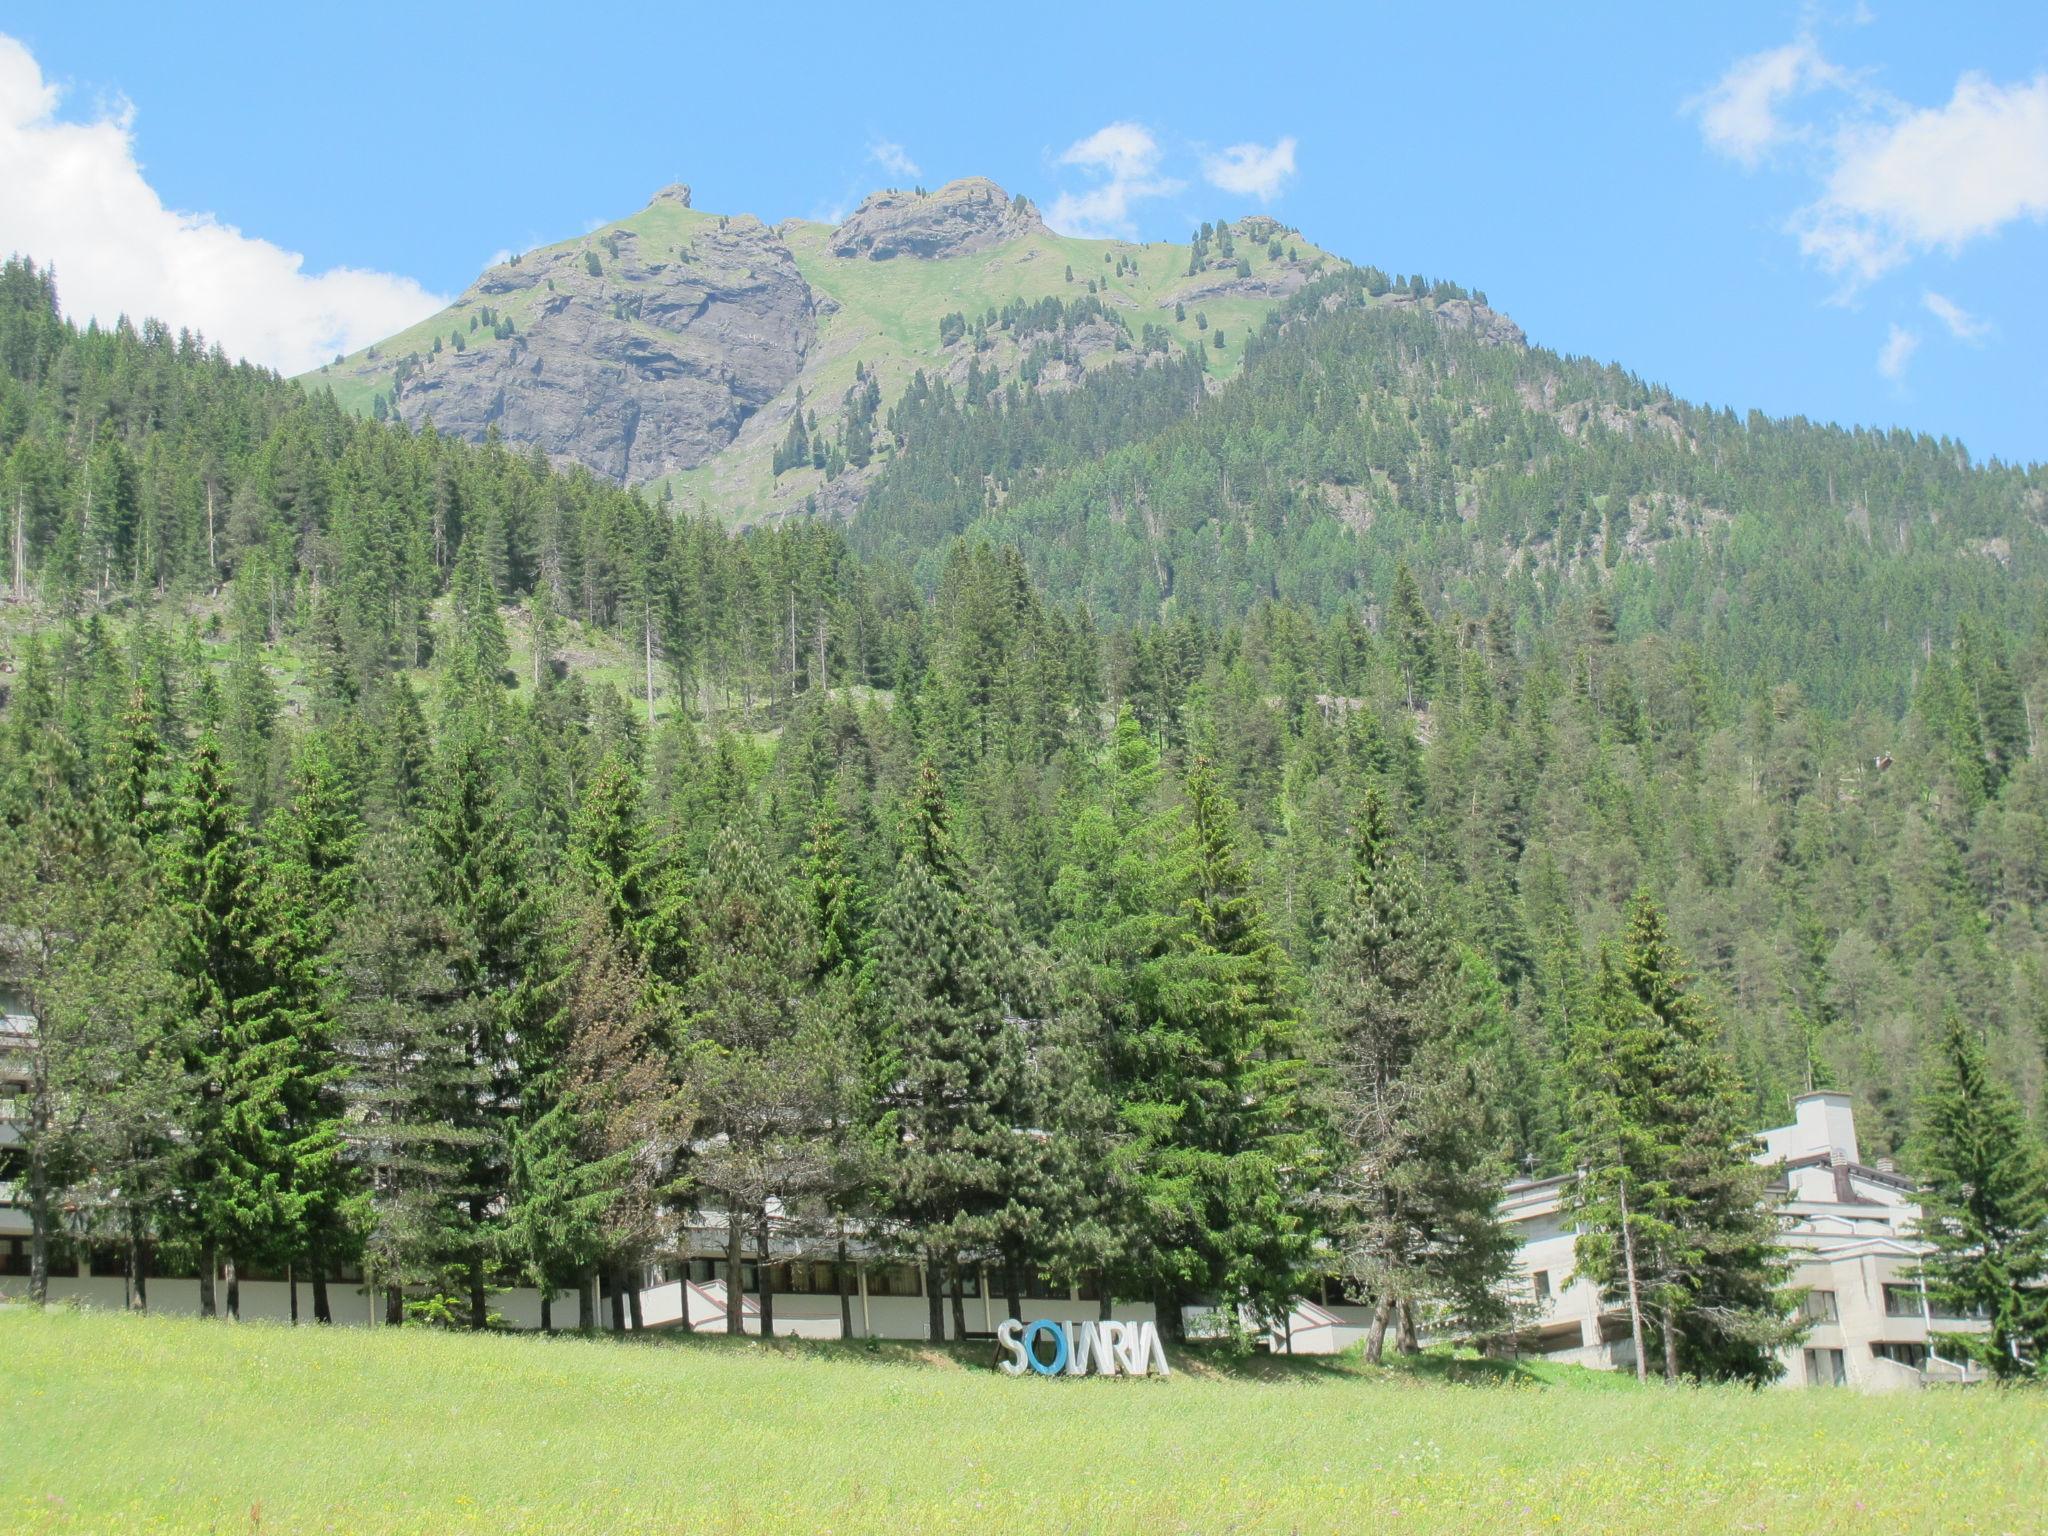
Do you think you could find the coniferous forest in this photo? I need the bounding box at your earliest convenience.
[6,248,2047,1379]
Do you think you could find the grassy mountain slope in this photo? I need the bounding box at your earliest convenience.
[299,179,1337,523]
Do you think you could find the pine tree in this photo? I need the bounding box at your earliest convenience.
[1912,1010,2048,1377]
[876,764,1036,1342]
[159,733,329,1319]
[1565,892,1796,1381]
[419,721,544,1325]
[333,830,496,1325]
[1122,758,1315,1342]
[1311,786,1514,1359]
[683,823,851,1334]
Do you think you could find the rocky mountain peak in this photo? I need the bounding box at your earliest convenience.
[830,176,1040,261]
[651,182,692,208]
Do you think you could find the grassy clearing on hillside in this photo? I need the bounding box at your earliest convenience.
[4,1310,2040,1535]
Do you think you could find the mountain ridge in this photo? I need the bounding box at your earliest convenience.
[298,177,1399,520]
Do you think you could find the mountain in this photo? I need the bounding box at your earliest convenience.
[299,178,1382,519]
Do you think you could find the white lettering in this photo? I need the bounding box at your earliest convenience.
[995,1317,1028,1376]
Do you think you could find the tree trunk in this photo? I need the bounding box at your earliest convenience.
[198,1247,217,1319]
[1396,1298,1419,1355]
[1661,1300,1680,1383]
[925,1255,945,1342]
[541,1292,553,1334]
[289,1264,299,1325]
[608,1273,626,1332]
[1365,1292,1394,1365]
[385,1285,404,1326]
[224,1257,240,1322]
[757,1213,774,1339]
[125,1212,148,1313]
[312,1275,331,1325]
[578,1272,596,1332]
[25,1114,50,1306]
[1618,1174,1649,1384]
[1097,1276,1112,1323]
[627,1273,644,1331]
[837,1232,854,1340]
[726,1214,746,1335]
[949,1260,967,1342]
[1004,1254,1023,1324]
[1155,1285,1185,1347]
[468,1198,488,1329]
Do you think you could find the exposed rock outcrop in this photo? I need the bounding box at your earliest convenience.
[390,212,814,484]
[1379,294,1525,348]
[830,177,1040,260]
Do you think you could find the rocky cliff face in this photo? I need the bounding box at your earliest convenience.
[829,177,1041,260]
[388,198,816,484]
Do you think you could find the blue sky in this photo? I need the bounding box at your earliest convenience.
[2,2,2043,464]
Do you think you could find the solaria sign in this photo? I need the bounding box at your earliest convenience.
[994,1317,1171,1378]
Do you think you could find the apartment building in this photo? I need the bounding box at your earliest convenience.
[1498,1090,1989,1390]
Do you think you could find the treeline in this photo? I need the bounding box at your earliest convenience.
[4,256,2048,1376]
[0,597,1796,1377]
[855,264,2047,718]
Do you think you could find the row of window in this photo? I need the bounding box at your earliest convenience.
[0,1239,363,1285]
[1805,1341,1938,1385]
[663,1258,1097,1301]
[1801,1286,1990,1324]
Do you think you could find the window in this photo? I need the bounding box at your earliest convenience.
[1532,1270,1552,1303]
[1803,1347,1846,1387]
[1882,1284,1922,1319]
[865,1263,921,1298]
[0,1236,28,1277]
[1872,1341,1928,1369]
[778,1262,843,1296]
[1931,1296,1991,1322]
[1802,1290,1839,1323]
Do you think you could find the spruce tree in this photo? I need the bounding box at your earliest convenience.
[1124,758,1314,1342]
[683,823,851,1334]
[1912,1010,2048,1377]
[159,733,328,1318]
[875,764,1034,1342]
[333,830,496,1325]
[1311,787,1514,1360]
[1566,893,1795,1381]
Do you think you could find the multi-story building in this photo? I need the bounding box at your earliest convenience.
[1497,1090,1988,1390]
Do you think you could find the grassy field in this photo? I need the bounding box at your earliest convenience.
[3,1309,2041,1535]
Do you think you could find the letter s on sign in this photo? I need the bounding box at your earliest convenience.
[995,1317,1027,1376]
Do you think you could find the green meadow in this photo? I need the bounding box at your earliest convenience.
[4,1309,2040,1535]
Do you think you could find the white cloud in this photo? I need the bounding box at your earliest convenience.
[1921,290,1989,341]
[1046,121,1183,238]
[1688,39,1840,167]
[868,140,920,181]
[1797,71,2048,283]
[1877,322,1919,380]
[0,34,444,375]
[1201,137,1298,201]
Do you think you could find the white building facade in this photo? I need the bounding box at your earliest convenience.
[1494,1090,1988,1390]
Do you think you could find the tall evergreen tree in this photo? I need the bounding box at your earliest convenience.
[1311,787,1514,1360]
[1565,893,1796,1381]
[159,733,329,1318]
[1912,1010,2048,1377]
[876,764,1036,1342]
